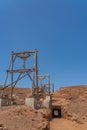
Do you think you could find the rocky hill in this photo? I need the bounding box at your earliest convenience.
[0,86,31,104]
[0,86,50,130]
[51,85,87,124]
[0,85,87,130]
[0,105,50,130]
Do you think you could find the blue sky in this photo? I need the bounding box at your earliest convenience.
[0,0,87,90]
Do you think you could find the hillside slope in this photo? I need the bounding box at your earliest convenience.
[52,85,87,124]
[0,105,49,130]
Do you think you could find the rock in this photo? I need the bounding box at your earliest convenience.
[0,105,49,130]
[51,86,87,124]
[0,124,7,130]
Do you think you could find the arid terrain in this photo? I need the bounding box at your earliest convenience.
[52,85,87,123]
[0,105,50,130]
[0,87,50,130]
[51,85,87,130]
[0,86,87,130]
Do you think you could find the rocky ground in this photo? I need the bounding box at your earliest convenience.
[52,85,87,124]
[0,85,87,130]
[0,87,32,105]
[50,118,87,130]
[0,86,50,130]
[0,105,50,130]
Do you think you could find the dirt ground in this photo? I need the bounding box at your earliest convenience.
[0,105,50,130]
[51,85,87,124]
[0,85,87,130]
[50,85,87,130]
[50,118,87,130]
